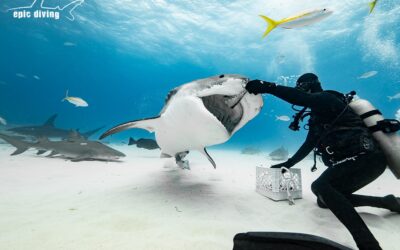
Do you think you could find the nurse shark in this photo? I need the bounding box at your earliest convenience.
[100,74,263,169]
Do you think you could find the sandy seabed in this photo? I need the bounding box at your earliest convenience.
[0,144,399,250]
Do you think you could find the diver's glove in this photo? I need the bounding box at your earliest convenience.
[245,80,277,94]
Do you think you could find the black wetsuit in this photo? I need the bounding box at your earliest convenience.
[265,85,392,250]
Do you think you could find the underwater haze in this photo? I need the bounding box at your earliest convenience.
[0,0,400,151]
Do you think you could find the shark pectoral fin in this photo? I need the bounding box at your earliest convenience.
[199,148,216,169]
[160,152,172,158]
[259,15,279,38]
[99,116,161,140]
[37,150,47,155]
[47,151,59,157]
[12,147,29,156]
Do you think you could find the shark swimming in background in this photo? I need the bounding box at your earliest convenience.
[269,146,289,161]
[100,74,263,169]
[8,114,103,139]
[0,133,125,162]
[260,8,333,38]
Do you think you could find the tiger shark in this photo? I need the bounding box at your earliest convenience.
[100,74,263,169]
[8,114,103,140]
[0,133,125,162]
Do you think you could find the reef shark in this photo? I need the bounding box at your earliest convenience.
[8,114,103,140]
[269,146,289,161]
[7,0,84,21]
[100,74,263,169]
[0,133,125,162]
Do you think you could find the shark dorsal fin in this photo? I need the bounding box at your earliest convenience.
[43,114,58,127]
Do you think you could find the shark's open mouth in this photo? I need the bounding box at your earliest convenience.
[201,93,244,133]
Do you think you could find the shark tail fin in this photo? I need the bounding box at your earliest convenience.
[99,116,161,140]
[128,137,136,145]
[0,134,31,155]
[199,148,216,169]
[259,15,279,38]
[43,114,58,127]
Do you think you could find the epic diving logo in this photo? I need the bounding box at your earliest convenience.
[7,0,84,21]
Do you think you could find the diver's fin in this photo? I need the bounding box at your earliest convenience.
[259,15,279,38]
[81,126,104,139]
[43,114,58,127]
[199,148,216,169]
[128,137,136,145]
[37,150,47,155]
[0,133,31,155]
[99,116,161,140]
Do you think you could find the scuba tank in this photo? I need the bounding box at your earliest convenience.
[349,99,400,179]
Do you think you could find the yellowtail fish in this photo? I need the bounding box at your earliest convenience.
[62,90,88,107]
[260,8,333,38]
[369,0,379,14]
[0,116,7,125]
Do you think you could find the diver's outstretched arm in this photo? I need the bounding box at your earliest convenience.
[272,131,317,169]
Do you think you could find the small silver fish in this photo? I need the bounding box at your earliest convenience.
[16,73,26,78]
[33,75,40,80]
[275,115,290,122]
[64,42,76,47]
[358,71,378,79]
[388,93,400,101]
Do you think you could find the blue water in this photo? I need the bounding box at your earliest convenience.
[0,0,399,151]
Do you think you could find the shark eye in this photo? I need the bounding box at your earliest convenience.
[323,8,326,11]
[219,74,224,78]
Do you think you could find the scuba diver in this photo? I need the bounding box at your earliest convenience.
[245,73,400,250]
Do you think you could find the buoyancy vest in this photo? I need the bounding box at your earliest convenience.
[310,91,377,166]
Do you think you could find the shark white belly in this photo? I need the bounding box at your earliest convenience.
[156,95,229,156]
